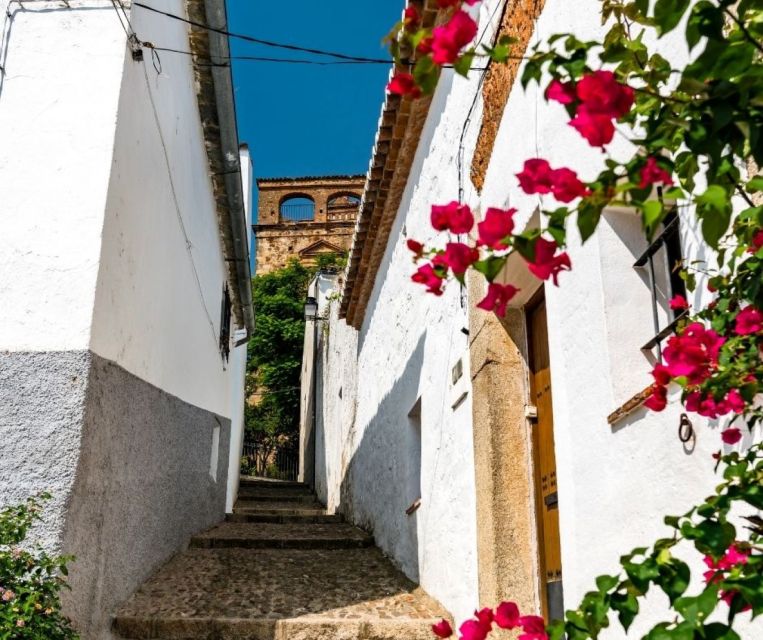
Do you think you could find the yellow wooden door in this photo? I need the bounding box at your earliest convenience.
[527,297,564,621]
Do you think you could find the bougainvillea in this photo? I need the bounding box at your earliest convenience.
[383,0,763,638]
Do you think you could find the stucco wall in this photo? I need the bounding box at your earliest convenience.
[89,0,243,419]
[0,0,125,351]
[476,0,762,635]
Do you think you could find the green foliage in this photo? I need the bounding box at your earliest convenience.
[546,444,763,640]
[245,253,346,471]
[0,494,78,639]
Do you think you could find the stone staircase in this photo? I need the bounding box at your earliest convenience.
[112,477,448,639]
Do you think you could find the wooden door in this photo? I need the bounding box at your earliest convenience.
[527,295,564,622]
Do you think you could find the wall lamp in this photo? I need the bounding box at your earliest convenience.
[304,296,318,321]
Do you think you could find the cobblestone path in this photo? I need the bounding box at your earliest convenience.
[113,478,448,639]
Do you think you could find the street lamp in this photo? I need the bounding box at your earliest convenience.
[304,296,318,321]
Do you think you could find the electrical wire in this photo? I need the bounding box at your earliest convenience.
[133,2,392,64]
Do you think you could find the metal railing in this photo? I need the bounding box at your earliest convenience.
[241,441,299,481]
[280,204,315,222]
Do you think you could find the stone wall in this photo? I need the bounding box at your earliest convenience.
[254,176,364,274]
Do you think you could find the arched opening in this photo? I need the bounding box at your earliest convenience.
[327,192,361,209]
[280,194,315,222]
[326,192,360,221]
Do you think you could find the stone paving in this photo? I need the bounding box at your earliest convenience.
[113,479,449,639]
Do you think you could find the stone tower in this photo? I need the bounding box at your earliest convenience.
[253,175,365,274]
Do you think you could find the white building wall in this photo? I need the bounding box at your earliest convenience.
[478,0,762,635]
[0,0,125,351]
[89,0,241,419]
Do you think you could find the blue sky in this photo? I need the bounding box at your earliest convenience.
[227,0,402,180]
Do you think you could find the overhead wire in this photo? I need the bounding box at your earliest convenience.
[132,1,392,64]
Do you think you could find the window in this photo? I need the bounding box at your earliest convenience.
[280,195,315,222]
[633,207,687,358]
[219,285,231,362]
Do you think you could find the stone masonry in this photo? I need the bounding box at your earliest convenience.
[113,478,448,639]
[254,176,365,275]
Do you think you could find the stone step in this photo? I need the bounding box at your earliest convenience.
[226,512,343,525]
[189,522,373,550]
[112,548,448,640]
[239,476,306,489]
[236,489,317,503]
[233,501,328,517]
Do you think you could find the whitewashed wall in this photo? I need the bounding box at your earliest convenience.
[0,0,125,351]
[478,0,762,635]
[90,0,242,419]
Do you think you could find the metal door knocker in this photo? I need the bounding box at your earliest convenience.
[678,413,694,443]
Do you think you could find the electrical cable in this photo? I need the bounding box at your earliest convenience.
[133,2,392,64]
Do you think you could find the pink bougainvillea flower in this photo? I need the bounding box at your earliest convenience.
[478,207,516,249]
[388,72,421,99]
[412,263,445,296]
[516,158,554,195]
[669,294,689,310]
[644,384,667,411]
[569,109,616,148]
[651,363,671,386]
[526,237,572,286]
[407,239,425,258]
[432,619,454,638]
[545,79,576,105]
[550,167,589,202]
[437,0,479,6]
[431,201,475,234]
[749,229,763,253]
[720,590,752,611]
[639,156,673,189]
[575,70,634,120]
[734,306,762,335]
[477,283,520,317]
[459,618,491,640]
[662,323,725,385]
[440,242,480,276]
[518,615,548,640]
[431,10,478,65]
[725,388,745,414]
[722,544,750,568]
[404,5,420,30]
[494,601,521,629]
[721,427,742,445]
[417,36,434,54]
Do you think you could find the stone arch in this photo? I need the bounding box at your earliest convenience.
[327,192,361,209]
[279,194,315,222]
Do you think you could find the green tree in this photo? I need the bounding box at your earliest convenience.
[244,254,344,475]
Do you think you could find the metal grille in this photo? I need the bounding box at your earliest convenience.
[242,440,299,481]
[280,203,315,222]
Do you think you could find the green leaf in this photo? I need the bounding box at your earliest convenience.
[654,0,691,35]
[454,51,475,78]
[577,200,604,243]
[610,591,639,631]
[413,57,440,95]
[596,574,619,593]
[657,559,691,604]
[695,185,732,248]
[674,585,720,624]
[747,176,763,192]
[642,200,665,237]
[473,255,508,282]
[702,623,741,640]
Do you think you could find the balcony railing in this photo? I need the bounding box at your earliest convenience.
[280,204,315,222]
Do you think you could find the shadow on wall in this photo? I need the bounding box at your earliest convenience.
[338,332,427,583]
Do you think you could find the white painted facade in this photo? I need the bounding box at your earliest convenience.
[308,0,762,635]
[0,1,252,635]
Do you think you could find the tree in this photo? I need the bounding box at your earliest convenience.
[244,254,345,475]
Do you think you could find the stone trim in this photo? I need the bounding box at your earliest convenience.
[339,0,441,328]
[470,0,546,192]
[607,386,652,425]
[258,175,366,186]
